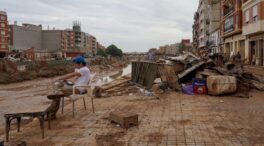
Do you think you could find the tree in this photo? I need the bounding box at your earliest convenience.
[106,44,123,57]
[97,48,107,57]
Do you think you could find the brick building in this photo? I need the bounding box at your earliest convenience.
[86,34,98,56]
[220,0,246,59]
[64,22,86,57]
[0,11,9,57]
[242,0,264,66]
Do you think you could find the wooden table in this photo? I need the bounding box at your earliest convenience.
[3,94,66,142]
[4,105,51,142]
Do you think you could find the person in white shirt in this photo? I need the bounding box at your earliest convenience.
[57,56,91,94]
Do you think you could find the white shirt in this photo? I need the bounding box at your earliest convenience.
[74,66,90,92]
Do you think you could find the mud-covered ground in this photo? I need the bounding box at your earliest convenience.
[0,64,264,146]
[0,76,264,146]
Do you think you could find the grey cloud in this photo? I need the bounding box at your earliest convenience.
[1,0,198,52]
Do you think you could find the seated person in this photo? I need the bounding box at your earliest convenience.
[57,56,91,95]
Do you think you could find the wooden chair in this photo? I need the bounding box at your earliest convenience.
[61,75,95,117]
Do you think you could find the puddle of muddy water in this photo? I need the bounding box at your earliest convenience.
[92,64,131,87]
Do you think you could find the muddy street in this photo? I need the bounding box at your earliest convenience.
[1,65,264,146]
[1,84,264,145]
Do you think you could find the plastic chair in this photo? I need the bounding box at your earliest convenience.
[61,75,95,117]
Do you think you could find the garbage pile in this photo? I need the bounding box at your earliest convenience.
[131,52,264,98]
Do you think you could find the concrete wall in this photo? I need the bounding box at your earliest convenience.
[12,25,42,51]
[42,30,61,52]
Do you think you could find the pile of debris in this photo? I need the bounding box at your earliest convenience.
[130,52,264,98]
[93,75,139,98]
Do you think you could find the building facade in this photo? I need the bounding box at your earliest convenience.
[193,12,200,50]
[86,34,98,56]
[42,30,67,58]
[242,0,264,66]
[208,0,221,53]
[0,11,9,57]
[163,43,180,56]
[9,24,42,51]
[220,0,246,59]
[198,0,210,49]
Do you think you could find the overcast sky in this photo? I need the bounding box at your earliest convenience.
[1,0,198,52]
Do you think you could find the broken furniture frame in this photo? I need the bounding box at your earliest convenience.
[4,109,51,142]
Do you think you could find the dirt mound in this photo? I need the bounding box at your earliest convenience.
[0,71,38,84]
[0,60,73,84]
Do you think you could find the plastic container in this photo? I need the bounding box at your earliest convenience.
[193,79,207,94]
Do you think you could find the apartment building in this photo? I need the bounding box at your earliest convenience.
[0,11,9,57]
[86,34,98,56]
[9,24,42,51]
[9,23,68,59]
[42,30,67,58]
[193,12,200,50]
[163,43,180,56]
[208,0,221,53]
[64,22,86,57]
[198,0,210,49]
[242,0,264,66]
[221,0,246,59]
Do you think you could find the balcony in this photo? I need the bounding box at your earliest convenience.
[243,20,264,35]
[224,7,234,17]
[224,25,234,33]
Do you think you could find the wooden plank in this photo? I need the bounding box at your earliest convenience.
[178,61,205,79]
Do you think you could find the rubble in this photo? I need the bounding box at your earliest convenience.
[129,52,264,97]
[93,75,138,98]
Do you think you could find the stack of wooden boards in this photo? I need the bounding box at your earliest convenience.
[94,75,138,97]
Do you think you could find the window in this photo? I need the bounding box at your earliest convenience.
[0,16,5,21]
[1,30,5,35]
[1,45,5,49]
[245,10,249,24]
[253,5,258,22]
[0,23,5,28]
[224,17,234,32]
[1,38,4,42]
